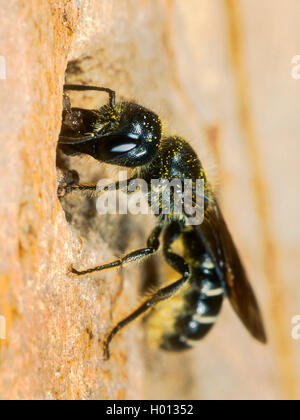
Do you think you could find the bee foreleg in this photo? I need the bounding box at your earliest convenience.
[58,178,136,197]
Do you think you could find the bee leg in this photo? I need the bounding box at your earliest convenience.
[71,224,163,276]
[103,267,189,360]
[103,222,190,360]
[57,168,80,197]
[58,183,97,197]
[162,221,187,273]
[58,178,135,197]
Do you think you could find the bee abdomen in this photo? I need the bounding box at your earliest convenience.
[160,271,224,351]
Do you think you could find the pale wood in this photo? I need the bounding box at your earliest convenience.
[0,0,299,400]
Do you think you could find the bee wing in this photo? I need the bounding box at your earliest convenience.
[193,200,267,343]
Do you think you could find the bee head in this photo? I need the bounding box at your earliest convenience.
[59,102,162,168]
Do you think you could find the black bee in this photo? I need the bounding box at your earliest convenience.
[58,84,267,360]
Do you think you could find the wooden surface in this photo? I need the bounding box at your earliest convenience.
[0,0,299,400]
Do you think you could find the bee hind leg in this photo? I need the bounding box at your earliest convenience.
[103,222,190,360]
[103,266,190,360]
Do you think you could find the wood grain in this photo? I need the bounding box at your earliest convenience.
[0,0,299,400]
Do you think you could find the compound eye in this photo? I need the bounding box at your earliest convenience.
[95,134,139,160]
[110,142,137,153]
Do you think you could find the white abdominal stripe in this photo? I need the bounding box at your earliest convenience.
[192,314,218,324]
[202,287,224,297]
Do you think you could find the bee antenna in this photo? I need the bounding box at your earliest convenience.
[63,84,116,107]
[58,134,96,144]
